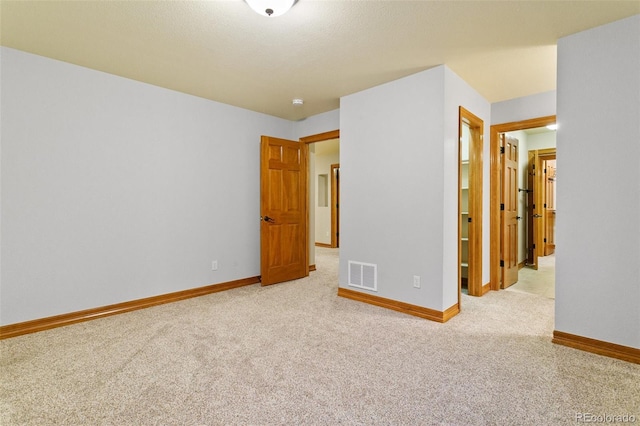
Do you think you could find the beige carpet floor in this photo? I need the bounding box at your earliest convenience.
[1,248,638,425]
[507,254,556,299]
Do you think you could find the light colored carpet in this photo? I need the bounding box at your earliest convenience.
[507,254,556,299]
[1,248,638,425]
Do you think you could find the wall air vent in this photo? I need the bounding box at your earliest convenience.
[348,261,377,291]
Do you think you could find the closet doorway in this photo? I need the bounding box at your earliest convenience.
[458,107,484,299]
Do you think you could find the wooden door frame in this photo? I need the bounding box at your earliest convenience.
[489,116,556,291]
[330,163,340,248]
[300,130,340,269]
[459,106,484,299]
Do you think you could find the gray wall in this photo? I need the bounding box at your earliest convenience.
[0,47,294,325]
[339,65,490,312]
[556,15,640,348]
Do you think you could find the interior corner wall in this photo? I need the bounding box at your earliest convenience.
[0,47,294,326]
[443,67,491,308]
[339,67,446,311]
[556,15,640,348]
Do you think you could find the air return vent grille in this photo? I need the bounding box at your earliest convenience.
[348,261,377,291]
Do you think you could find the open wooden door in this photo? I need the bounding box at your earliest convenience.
[260,136,309,286]
[501,135,519,288]
[527,149,544,270]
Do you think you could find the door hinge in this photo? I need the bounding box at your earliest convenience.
[500,147,505,154]
[532,243,536,249]
[544,238,547,243]
[532,203,536,209]
[500,260,504,267]
[544,168,547,174]
[468,217,472,223]
[500,203,505,211]
[532,164,535,170]
[544,203,547,208]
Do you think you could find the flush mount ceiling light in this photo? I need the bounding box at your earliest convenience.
[546,124,558,130]
[292,98,304,106]
[245,0,298,17]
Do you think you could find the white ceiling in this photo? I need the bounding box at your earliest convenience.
[1,1,638,121]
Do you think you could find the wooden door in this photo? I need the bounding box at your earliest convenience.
[260,136,309,286]
[544,160,556,255]
[501,135,519,288]
[527,150,544,270]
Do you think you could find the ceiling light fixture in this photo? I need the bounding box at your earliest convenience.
[546,124,558,130]
[245,0,297,17]
[292,98,304,106]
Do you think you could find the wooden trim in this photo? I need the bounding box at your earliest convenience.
[553,330,640,364]
[330,163,340,248]
[490,116,556,291]
[518,261,526,270]
[315,242,332,248]
[0,276,260,340]
[309,264,317,272]
[481,282,491,295]
[300,129,339,144]
[338,288,459,323]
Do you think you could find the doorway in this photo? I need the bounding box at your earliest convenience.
[458,107,484,299]
[489,116,557,292]
[300,130,340,271]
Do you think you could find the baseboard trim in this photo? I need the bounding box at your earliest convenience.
[309,264,317,272]
[552,330,640,364]
[481,282,491,295]
[0,276,260,340]
[518,261,526,270]
[315,243,332,248]
[337,287,459,323]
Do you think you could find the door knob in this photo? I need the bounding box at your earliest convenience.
[533,214,542,218]
[262,216,275,223]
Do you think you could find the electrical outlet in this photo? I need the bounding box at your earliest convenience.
[212,260,218,271]
[413,275,421,288]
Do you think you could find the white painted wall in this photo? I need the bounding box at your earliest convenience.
[491,90,556,125]
[0,47,294,325]
[556,15,640,348]
[294,109,340,140]
[340,65,489,312]
[527,131,556,151]
[314,150,340,245]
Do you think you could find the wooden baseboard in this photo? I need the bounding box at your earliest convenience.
[552,330,640,364]
[337,287,459,323]
[518,261,526,270]
[0,276,260,340]
[482,282,491,295]
[315,242,332,248]
[309,264,317,272]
